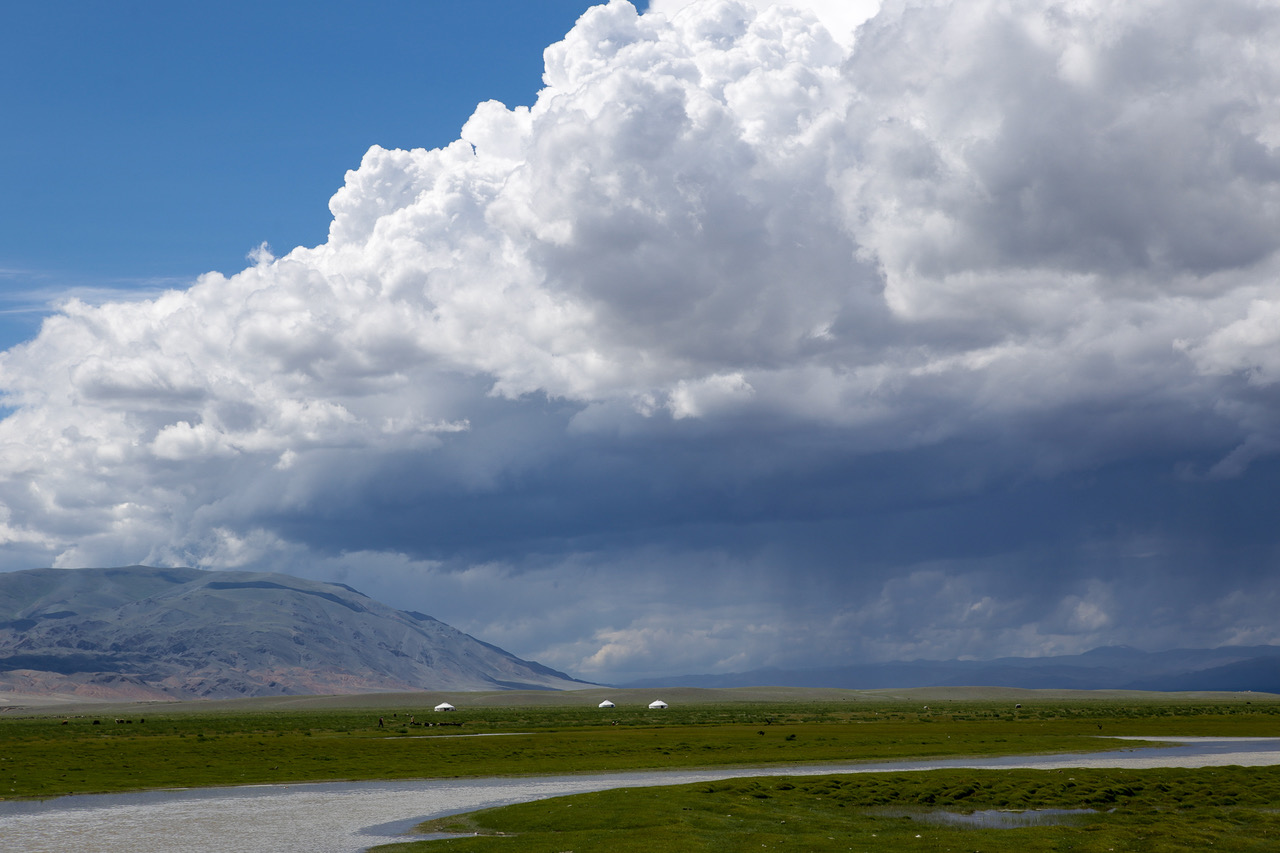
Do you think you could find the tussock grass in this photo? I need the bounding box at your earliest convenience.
[383,766,1280,852]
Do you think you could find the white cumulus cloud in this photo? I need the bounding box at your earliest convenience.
[3,0,1280,680]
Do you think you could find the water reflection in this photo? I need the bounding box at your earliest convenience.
[914,807,1098,828]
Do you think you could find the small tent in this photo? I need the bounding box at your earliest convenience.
[648,699,668,709]
[598,700,616,708]
[434,702,456,712]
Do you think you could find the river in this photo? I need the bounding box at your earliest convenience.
[1,736,1277,853]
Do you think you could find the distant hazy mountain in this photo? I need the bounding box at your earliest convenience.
[617,645,1280,693]
[0,566,593,700]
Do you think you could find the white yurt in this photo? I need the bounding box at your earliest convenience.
[598,700,616,708]
[434,702,456,712]
[648,699,668,709]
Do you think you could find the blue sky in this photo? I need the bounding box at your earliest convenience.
[0,0,594,348]
[2,0,1280,684]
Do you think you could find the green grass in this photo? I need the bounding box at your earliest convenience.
[2,692,1278,799]
[379,766,1280,852]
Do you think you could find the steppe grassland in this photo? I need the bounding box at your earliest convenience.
[385,766,1280,852]
[1,687,1277,801]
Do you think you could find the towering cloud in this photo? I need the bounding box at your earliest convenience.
[2,0,1279,681]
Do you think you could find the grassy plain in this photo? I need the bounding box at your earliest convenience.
[389,766,1280,852]
[1,687,1277,802]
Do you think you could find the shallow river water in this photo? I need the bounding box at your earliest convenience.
[2,736,1277,853]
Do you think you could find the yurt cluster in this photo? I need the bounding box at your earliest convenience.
[599,699,668,709]
[429,699,669,711]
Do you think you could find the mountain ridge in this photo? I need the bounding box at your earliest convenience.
[0,566,593,700]
[616,644,1280,693]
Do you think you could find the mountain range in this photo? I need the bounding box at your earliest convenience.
[5,566,1277,703]
[0,566,592,701]
[617,644,1280,694]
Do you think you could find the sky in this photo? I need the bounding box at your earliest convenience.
[2,0,1280,685]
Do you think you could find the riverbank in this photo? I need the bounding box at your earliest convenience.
[2,737,1279,853]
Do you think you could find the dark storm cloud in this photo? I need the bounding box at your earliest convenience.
[2,0,1280,680]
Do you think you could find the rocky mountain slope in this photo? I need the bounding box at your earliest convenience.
[0,566,592,700]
